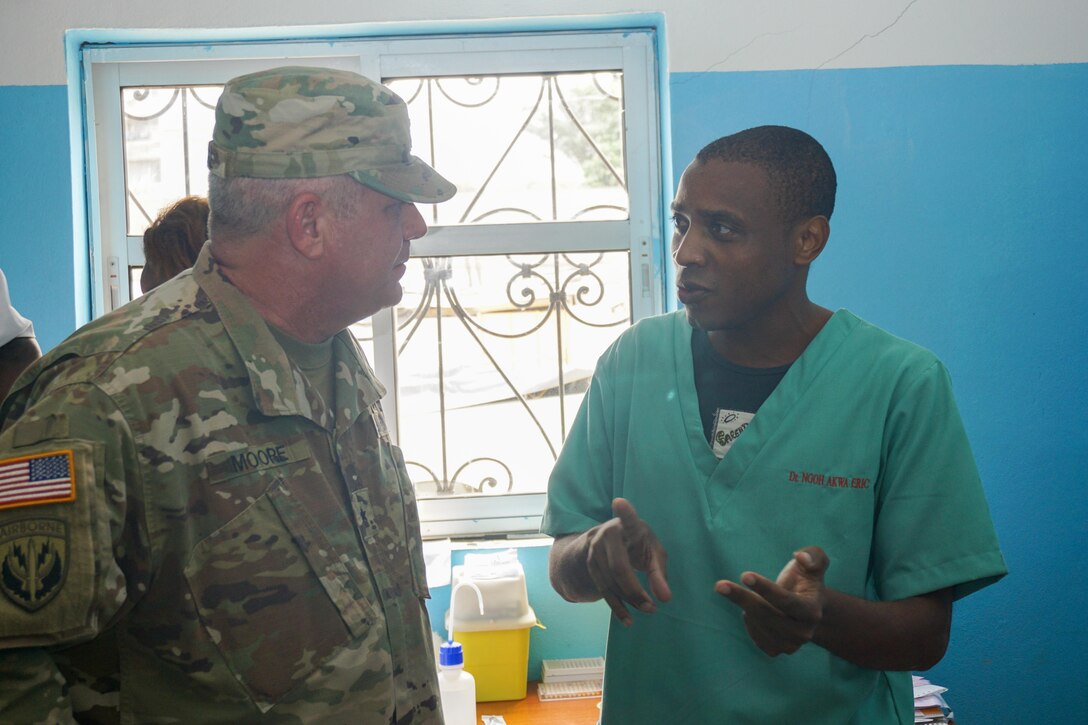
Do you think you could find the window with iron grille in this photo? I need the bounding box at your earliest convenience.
[82,26,666,537]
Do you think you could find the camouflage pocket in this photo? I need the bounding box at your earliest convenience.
[184,478,382,712]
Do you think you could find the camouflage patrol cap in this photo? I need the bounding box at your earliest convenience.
[207,66,456,204]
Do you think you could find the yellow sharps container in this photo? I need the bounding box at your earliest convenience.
[445,550,542,702]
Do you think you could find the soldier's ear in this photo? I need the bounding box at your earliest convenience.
[286,192,325,260]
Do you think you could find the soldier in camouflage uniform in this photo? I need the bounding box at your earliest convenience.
[0,66,456,723]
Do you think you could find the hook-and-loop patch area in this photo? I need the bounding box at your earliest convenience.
[0,450,76,614]
[0,443,106,643]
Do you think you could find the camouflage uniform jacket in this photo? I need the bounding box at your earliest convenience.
[0,245,442,724]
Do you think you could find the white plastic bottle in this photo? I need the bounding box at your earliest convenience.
[438,640,476,725]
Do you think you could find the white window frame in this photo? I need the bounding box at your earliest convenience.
[78,24,667,538]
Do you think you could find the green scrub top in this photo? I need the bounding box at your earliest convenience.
[542,310,1007,724]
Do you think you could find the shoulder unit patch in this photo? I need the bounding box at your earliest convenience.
[0,517,69,611]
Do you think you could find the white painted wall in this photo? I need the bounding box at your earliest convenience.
[3,0,1087,86]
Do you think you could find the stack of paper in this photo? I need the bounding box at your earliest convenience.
[913,675,955,724]
[538,657,604,701]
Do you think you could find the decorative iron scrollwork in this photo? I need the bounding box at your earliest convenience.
[400,251,627,494]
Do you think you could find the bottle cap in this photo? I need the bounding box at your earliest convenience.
[439,640,464,667]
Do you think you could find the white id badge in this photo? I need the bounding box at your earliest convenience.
[711,408,754,459]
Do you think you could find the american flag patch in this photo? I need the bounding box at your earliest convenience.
[0,451,76,510]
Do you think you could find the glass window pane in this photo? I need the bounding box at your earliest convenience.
[122,86,219,235]
[348,318,376,367]
[385,73,628,227]
[382,252,630,500]
[129,266,143,298]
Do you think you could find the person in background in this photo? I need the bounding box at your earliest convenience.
[140,195,209,293]
[543,126,1007,723]
[0,66,456,723]
[0,268,41,402]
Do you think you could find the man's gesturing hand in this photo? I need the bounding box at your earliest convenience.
[584,498,672,626]
[714,546,830,656]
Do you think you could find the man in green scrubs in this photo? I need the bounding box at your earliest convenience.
[542,126,1007,723]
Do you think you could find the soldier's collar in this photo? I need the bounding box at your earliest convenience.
[193,244,382,424]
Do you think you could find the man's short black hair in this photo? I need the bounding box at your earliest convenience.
[695,125,837,223]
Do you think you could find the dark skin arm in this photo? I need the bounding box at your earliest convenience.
[0,336,42,402]
[548,498,671,626]
[550,499,953,670]
[715,546,954,671]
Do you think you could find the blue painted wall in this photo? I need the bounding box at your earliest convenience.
[1,62,1085,722]
[0,85,75,352]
